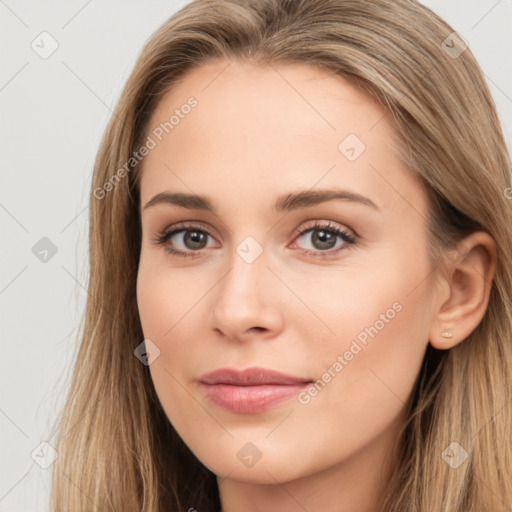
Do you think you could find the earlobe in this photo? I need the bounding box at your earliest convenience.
[429,231,496,350]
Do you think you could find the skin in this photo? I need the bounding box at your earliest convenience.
[135,58,496,512]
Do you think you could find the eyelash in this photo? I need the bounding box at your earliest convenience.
[151,221,356,259]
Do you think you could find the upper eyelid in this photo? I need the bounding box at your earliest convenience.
[292,220,355,238]
[163,221,219,238]
[162,219,350,234]
[161,220,354,245]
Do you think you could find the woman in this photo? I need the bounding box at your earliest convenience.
[49,0,512,510]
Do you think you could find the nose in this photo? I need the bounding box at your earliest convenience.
[208,245,285,343]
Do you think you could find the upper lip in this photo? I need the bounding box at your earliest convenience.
[199,367,312,386]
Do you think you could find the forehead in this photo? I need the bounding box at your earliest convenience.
[146,58,391,143]
[138,58,426,219]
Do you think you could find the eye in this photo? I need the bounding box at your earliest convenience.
[151,220,356,259]
[290,221,356,257]
[151,221,218,258]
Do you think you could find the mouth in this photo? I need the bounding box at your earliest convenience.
[198,367,313,414]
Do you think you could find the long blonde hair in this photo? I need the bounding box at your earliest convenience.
[49,0,512,510]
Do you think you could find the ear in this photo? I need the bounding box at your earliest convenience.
[429,231,496,350]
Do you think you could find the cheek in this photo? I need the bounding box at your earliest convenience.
[136,262,212,433]
[136,257,207,341]
[294,247,434,428]
[136,256,221,379]
[136,261,195,390]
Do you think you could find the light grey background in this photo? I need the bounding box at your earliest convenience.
[1,1,511,510]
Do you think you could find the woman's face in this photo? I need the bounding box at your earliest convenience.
[136,59,439,489]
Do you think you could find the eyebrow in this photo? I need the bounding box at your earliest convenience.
[142,188,380,213]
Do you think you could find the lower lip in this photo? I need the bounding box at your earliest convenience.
[199,383,310,413]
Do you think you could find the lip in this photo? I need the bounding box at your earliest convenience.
[199,367,313,413]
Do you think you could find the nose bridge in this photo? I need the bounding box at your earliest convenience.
[208,236,283,338]
[218,240,268,307]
